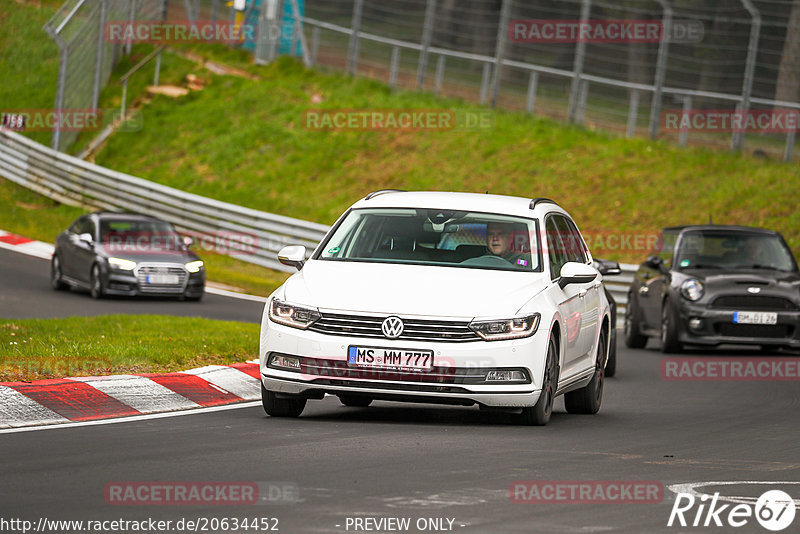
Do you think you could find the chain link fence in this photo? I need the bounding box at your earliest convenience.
[297,0,800,161]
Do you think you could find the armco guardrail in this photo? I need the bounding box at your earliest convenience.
[0,129,637,308]
[0,130,329,272]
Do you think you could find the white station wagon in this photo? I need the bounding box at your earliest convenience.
[259,191,612,425]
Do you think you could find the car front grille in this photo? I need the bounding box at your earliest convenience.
[135,264,187,293]
[297,357,487,384]
[715,323,793,339]
[710,295,798,311]
[308,312,481,343]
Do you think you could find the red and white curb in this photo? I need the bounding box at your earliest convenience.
[0,361,262,429]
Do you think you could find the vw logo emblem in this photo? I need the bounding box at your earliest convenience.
[381,316,404,339]
[747,287,761,294]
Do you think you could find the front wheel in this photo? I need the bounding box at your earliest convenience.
[660,298,682,353]
[520,336,559,426]
[261,383,306,417]
[623,293,648,348]
[565,330,605,415]
[604,328,617,378]
[90,264,105,299]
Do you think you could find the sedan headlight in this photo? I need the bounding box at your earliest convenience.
[185,260,204,273]
[680,279,705,301]
[108,257,136,270]
[469,313,540,341]
[269,298,321,329]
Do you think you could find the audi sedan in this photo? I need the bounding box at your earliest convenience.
[51,212,205,300]
[259,191,613,425]
[625,225,800,352]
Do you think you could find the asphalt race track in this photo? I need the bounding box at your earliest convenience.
[2,247,799,532]
[0,247,265,323]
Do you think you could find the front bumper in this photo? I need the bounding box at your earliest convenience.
[104,268,205,297]
[259,318,549,408]
[675,301,800,348]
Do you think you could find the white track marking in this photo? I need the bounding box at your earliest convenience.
[182,365,260,400]
[69,375,200,413]
[0,401,261,434]
[0,387,70,428]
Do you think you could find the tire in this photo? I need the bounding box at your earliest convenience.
[90,264,105,299]
[623,293,648,349]
[604,327,617,378]
[261,383,306,418]
[339,395,373,407]
[520,336,559,426]
[51,256,68,290]
[565,330,605,415]
[660,297,682,353]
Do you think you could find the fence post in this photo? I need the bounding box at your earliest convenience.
[125,0,135,55]
[627,89,640,137]
[52,37,68,151]
[347,0,365,75]
[479,62,492,104]
[92,0,107,110]
[526,71,538,113]
[434,55,445,94]
[568,0,591,122]
[389,46,400,88]
[489,0,512,107]
[785,119,796,162]
[154,48,162,86]
[310,26,320,66]
[679,96,691,146]
[576,80,589,125]
[732,0,761,152]
[289,0,311,67]
[416,0,437,89]
[649,0,672,139]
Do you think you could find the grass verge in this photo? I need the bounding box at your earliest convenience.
[0,315,259,382]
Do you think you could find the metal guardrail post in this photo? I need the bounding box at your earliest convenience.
[347,0,365,75]
[389,46,400,88]
[732,0,761,152]
[785,120,796,162]
[489,0,512,107]
[289,0,311,67]
[649,0,672,140]
[479,63,492,104]
[679,96,692,146]
[434,55,445,94]
[310,26,320,66]
[154,49,162,87]
[576,80,589,125]
[416,0,437,89]
[627,89,640,137]
[568,0,591,123]
[526,71,538,113]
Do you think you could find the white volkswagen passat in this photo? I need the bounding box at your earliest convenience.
[259,191,612,425]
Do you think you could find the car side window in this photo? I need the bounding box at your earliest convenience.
[84,219,97,240]
[554,215,585,265]
[545,215,568,280]
[656,230,678,268]
[69,218,85,235]
[563,217,589,264]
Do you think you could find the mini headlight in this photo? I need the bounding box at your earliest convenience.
[269,298,321,329]
[185,260,204,273]
[680,279,705,301]
[469,313,540,341]
[108,257,136,270]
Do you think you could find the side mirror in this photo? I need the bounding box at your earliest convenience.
[645,255,665,271]
[278,245,307,270]
[559,262,598,289]
[183,236,194,248]
[78,233,94,247]
[593,258,621,276]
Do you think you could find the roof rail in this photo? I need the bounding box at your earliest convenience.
[365,189,406,200]
[529,197,557,210]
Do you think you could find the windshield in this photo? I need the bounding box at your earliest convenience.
[99,219,184,252]
[317,208,542,272]
[675,230,796,271]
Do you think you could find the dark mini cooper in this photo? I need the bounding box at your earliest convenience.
[52,212,205,300]
[625,225,800,352]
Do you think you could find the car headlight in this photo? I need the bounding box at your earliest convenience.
[185,260,204,273]
[108,257,136,270]
[469,313,540,341]
[269,298,321,329]
[680,279,705,301]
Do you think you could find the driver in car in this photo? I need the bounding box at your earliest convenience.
[486,222,531,268]
[741,236,768,266]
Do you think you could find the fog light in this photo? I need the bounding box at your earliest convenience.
[689,318,704,331]
[485,370,527,382]
[270,354,301,370]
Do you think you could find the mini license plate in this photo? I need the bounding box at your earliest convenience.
[347,346,434,370]
[733,311,778,325]
[146,274,180,285]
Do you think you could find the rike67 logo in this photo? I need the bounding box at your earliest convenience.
[668,487,796,531]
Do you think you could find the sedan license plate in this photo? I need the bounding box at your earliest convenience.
[733,311,778,325]
[348,346,434,370]
[146,274,179,285]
